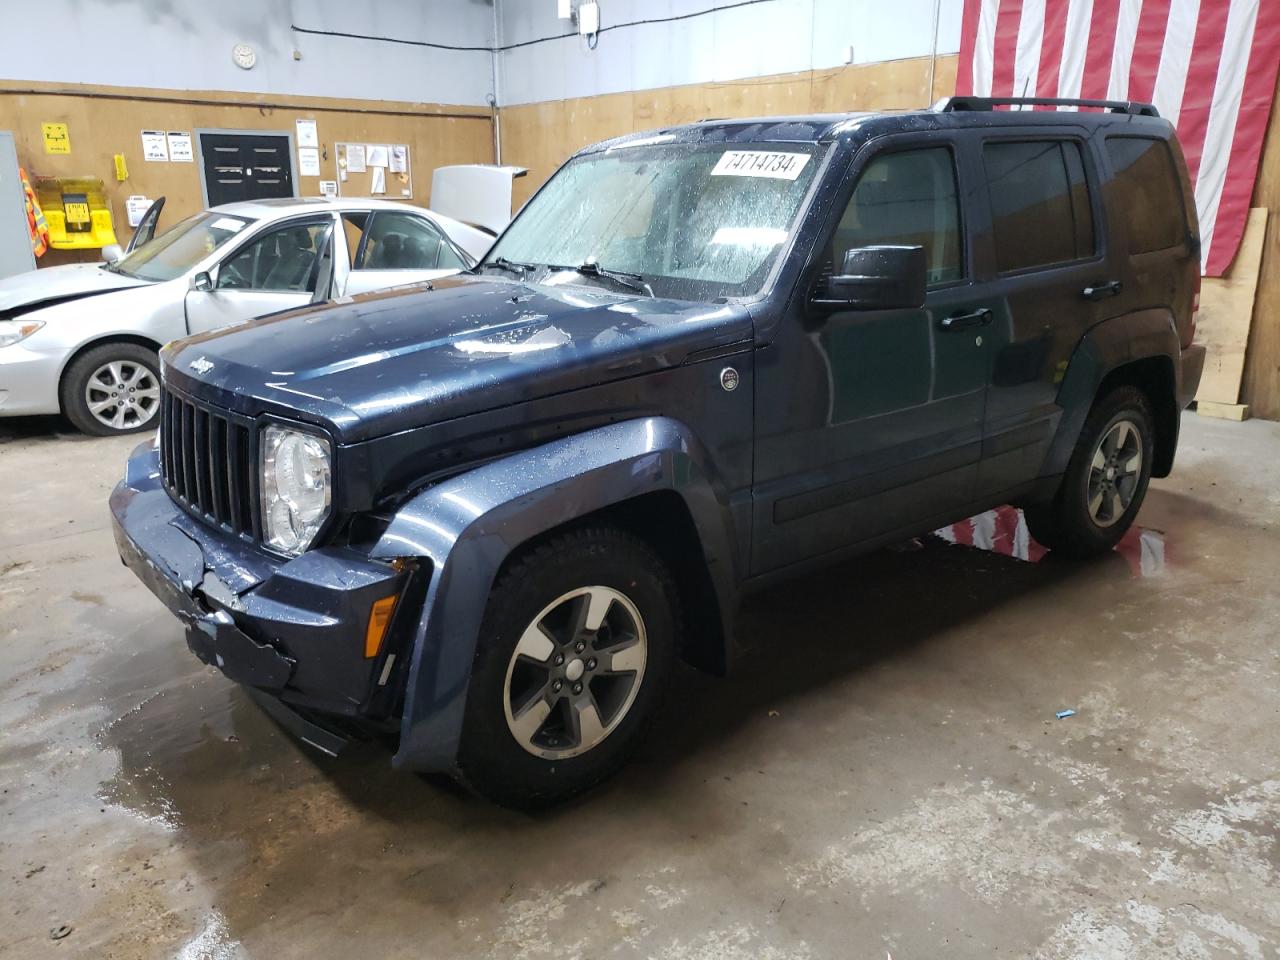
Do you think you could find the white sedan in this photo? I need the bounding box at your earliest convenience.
[0,197,492,435]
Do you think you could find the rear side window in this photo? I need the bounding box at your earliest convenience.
[831,147,963,285]
[1105,137,1187,253]
[356,211,465,271]
[983,140,1095,273]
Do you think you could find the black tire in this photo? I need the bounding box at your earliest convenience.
[455,526,679,809]
[60,342,162,436]
[1024,385,1154,559]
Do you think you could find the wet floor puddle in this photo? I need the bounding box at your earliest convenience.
[933,504,1167,577]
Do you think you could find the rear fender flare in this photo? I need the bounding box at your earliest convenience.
[1043,309,1180,478]
[370,416,739,771]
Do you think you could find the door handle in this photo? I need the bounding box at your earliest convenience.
[938,308,992,331]
[1083,280,1122,301]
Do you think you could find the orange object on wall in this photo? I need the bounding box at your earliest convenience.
[19,167,49,258]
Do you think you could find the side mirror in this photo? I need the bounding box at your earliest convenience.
[101,244,124,264]
[191,271,213,292]
[813,245,927,313]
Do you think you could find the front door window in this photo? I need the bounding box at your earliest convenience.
[217,222,330,292]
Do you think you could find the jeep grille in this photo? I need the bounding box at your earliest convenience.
[159,386,258,539]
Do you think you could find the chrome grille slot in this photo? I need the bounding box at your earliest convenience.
[159,386,257,539]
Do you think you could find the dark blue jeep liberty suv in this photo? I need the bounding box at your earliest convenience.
[112,97,1206,807]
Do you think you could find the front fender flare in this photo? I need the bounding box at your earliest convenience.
[370,416,739,772]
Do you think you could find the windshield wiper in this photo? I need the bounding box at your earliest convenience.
[561,261,653,297]
[482,256,538,277]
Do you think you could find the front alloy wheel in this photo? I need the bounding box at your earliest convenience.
[504,586,648,759]
[457,526,678,808]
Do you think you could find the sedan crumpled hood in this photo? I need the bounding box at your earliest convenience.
[0,262,150,315]
[164,274,753,443]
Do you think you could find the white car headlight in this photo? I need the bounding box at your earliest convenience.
[0,319,45,348]
[260,424,332,556]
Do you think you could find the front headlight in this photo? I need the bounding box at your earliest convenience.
[260,424,332,555]
[0,319,45,348]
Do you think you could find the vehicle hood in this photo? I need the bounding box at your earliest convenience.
[164,274,753,443]
[0,263,151,315]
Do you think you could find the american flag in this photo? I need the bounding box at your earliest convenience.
[955,0,1280,276]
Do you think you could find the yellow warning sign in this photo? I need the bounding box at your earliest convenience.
[42,122,70,154]
[64,201,90,225]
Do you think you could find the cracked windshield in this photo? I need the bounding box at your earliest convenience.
[483,142,823,300]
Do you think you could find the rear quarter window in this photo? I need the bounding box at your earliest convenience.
[982,140,1096,274]
[1104,137,1188,253]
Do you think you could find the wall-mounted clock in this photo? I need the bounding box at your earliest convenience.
[232,43,257,70]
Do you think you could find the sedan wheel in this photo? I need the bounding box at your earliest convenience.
[61,342,163,436]
[84,360,161,432]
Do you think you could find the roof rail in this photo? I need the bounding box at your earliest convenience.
[934,96,1160,117]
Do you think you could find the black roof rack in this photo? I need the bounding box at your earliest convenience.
[935,96,1160,117]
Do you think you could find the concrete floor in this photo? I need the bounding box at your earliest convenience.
[1,411,1278,960]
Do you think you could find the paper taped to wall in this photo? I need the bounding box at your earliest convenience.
[370,166,386,194]
[295,119,318,148]
[389,145,407,173]
[298,147,320,177]
[367,144,389,168]
[140,130,168,162]
[167,132,193,162]
[346,144,366,173]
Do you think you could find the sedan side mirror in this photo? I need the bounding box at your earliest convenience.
[101,243,124,264]
[812,245,928,313]
[191,271,213,292]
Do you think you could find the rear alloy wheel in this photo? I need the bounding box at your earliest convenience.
[457,526,678,808]
[1086,418,1144,528]
[1024,385,1154,558]
[61,343,161,436]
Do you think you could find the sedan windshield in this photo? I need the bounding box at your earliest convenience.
[111,212,254,282]
[482,141,823,300]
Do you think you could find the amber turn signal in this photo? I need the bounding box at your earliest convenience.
[364,594,398,659]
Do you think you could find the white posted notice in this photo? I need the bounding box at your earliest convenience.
[166,131,193,162]
[298,147,321,177]
[295,118,318,148]
[345,143,366,173]
[140,130,169,162]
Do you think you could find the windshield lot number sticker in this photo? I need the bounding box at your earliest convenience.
[712,151,810,180]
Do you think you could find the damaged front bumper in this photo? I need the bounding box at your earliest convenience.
[110,441,413,747]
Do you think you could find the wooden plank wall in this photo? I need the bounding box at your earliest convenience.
[1240,71,1280,420]
[499,54,958,209]
[0,81,494,267]
[1196,208,1267,409]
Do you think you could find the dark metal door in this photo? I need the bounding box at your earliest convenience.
[751,136,993,575]
[199,133,294,207]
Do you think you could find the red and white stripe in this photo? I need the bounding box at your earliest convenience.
[956,0,1280,276]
